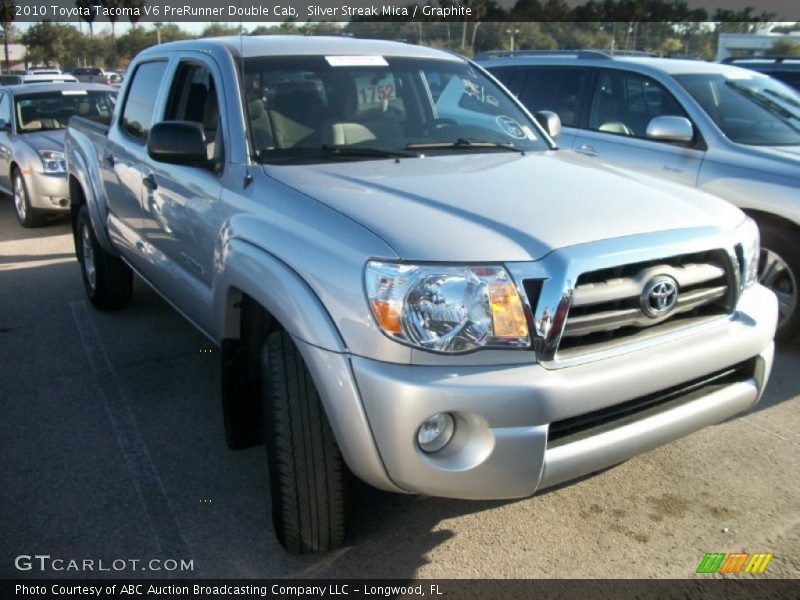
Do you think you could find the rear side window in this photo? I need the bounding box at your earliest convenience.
[772,71,800,91]
[518,68,587,127]
[121,61,167,141]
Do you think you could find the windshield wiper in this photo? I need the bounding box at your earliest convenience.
[319,145,418,159]
[406,138,525,154]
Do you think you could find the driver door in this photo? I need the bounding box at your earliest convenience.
[572,69,704,187]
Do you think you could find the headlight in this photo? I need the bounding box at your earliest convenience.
[365,261,530,353]
[38,150,66,174]
[737,217,760,289]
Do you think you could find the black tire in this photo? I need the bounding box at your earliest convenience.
[12,169,47,228]
[75,204,133,311]
[262,329,347,553]
[758,223,800,346]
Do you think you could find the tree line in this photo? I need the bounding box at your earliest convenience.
[0,0,797,72]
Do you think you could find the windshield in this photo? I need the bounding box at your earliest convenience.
[674,72,800,146]
[15,90,117,132]
[243,55,547,163]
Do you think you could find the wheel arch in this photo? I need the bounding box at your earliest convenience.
[743,209,800,237]
[214,238,401,493]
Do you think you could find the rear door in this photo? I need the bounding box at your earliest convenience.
[572,68,704,186]
[104,59,170,263]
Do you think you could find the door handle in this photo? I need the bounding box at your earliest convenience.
[575,143,598,157]
[103,152,115,167]
[662,165,683,173]
[143,173,157,191]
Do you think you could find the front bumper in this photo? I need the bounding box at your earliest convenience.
[26,171,69,212]
[344,284,777,499]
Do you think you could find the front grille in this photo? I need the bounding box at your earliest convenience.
[547,358,756,448]
[556,249,736,358]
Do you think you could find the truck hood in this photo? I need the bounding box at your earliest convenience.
[265,151,743,262]
[20,129,65,153]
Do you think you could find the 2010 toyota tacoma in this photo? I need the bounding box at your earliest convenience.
[66,36,778,554]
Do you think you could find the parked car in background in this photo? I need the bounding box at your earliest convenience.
[0,74,78,86]
[67,36,777,554]
[26,68,62,75]
[477,50,800,343]
[0,82,116,226]
[721,56,800,91]
[72,67,117,85]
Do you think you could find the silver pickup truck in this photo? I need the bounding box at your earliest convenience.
[66,36,778,554]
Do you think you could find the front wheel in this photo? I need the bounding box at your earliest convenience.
[758,223,800,345]
[75,204,133,311]
[261,329,347,553]
[13,170,46,228]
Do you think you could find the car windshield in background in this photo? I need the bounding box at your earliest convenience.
[243,55,547,163]
[675,72,800,146]
[15,90,116,132]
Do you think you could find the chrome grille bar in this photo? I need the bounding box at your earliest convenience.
[563,285,728,337]
[571,263,726,308]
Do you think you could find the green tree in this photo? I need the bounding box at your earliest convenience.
[22,22,83,68]
[201,23,243,37]
[0,0,14,73]
[768,38,800,55]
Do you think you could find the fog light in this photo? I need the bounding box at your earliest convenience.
[417,413,455,453]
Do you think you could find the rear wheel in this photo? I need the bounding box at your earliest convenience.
[13,169,47,228]
[75,204,133,311]
[758,223,800,345]
[261,329,347,553]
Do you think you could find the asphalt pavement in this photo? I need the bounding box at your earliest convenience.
[1,199,798,579]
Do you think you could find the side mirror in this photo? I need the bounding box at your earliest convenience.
[646,116,693,143]
[0,119,9,132]
[147,121,207,166]
[534,110,561,141]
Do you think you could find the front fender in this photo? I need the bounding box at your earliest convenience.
[213,237,403,492]
[213,237,346,353]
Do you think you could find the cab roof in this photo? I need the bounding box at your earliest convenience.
[139,35,463,62]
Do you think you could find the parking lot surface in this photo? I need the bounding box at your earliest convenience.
[1,201,798,579]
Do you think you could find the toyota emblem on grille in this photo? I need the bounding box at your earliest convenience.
[641,275,679,318]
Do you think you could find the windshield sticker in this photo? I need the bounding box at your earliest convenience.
[496,115,528,139]
[355,73,397,108]
[326,55,388,67]
[461,78,500,107]
[521,125,538,141]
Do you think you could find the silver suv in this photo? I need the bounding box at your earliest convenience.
[477,50,800,344]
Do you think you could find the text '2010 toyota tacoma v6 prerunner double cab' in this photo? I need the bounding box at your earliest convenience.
[66,36,778,554]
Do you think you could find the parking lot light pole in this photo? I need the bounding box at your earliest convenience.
[507,28,520,52]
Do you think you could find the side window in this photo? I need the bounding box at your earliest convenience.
[120,61,168,141]
[0,93,11,126]
[773,71,800,91]
[588,70,688,138]
[490,67,516,87]
[165,62,222,161]
[518,68,587,127]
